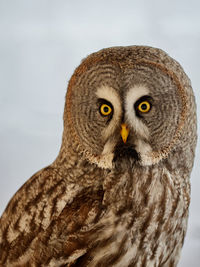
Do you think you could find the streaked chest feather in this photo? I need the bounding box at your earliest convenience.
[87,167,188,267]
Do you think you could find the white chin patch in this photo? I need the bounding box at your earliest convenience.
[89,153,114,169]
[140,152,162,166]
[86,138,116,169]
[89,138,155,169]
[135,139,152,156]
[87,139,161,169]
[96,139,116,169]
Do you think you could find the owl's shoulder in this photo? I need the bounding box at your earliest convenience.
[0,165,105,265]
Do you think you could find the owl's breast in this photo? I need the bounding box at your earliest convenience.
[85,166,189,267]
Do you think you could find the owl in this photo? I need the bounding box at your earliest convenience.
[0,46,197,267]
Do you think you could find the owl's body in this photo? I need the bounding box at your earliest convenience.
[0,46,197,266]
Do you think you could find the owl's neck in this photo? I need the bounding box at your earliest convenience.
[53,130,191,211]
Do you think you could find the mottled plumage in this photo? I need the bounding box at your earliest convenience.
[0,46,197,266]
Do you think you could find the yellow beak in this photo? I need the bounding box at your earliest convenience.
[120,123,129,143]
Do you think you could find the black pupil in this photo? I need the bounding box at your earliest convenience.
[103,106,109,113]
[141,103,147,110]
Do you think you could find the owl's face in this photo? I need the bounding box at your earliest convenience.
[65,47,190,169]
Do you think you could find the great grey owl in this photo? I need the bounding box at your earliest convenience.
[0,46,197,267]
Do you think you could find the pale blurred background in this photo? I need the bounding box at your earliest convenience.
[0,0,199,266]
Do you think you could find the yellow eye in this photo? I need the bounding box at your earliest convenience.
[138,101,151,113]
[100,104,112,116]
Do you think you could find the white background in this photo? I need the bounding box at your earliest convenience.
[0,1,199,266]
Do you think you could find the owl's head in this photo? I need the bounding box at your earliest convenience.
[63,46,196,170]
